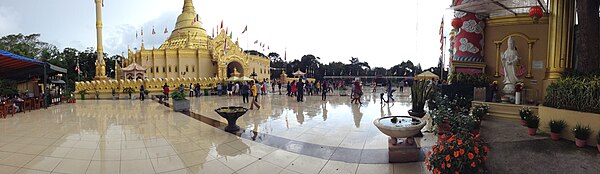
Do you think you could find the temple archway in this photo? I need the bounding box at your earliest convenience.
[227,61,244,77]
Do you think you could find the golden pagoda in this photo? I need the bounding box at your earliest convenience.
[77,0,271,99]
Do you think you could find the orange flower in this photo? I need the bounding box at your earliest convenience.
[454,151,459,157]
[471,162,476,168]
[484,146,489,153]
[446,136,454,142]
[434,147,438,153]
[434,169,440,174]
[445,155,450,161]
[455,172,459,174]
[460,149,465,155]
[440,145,445,150]
[474,146,479,154]
[450,145,454,150]
[428,151,432,156]
[441,134,446,139]
[475,133,480,139]
[427,164,431,170]
[447,163,451,168]
[457,139,463,145]
[442,163,445,169]
[468,153,474,160]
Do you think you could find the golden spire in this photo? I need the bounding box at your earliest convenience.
[159,0,208,49]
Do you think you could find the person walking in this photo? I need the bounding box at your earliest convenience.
[286,81,291,96]
[272,80,276,93]
[227,82,233,96]
[140,85,145,101]
[321,81,329,101]
[387,80,395,102]
[163,83,170,99]
[351,79,363,104]
[291,80,297,97]
[297,79,304,102]
[249,81,260,110]
[195,83,201,97]
[189,83,194,97]
[241,82,249,103]
[278,81,282,95]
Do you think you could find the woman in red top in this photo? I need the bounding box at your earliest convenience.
[351,80,363,104]
[291,80,297,97]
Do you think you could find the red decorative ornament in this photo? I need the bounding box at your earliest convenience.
[451,18,463,29]
[528,6,543,22]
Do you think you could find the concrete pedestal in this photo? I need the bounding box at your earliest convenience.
[388,137,419,163]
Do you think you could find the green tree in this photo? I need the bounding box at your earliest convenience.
[0,33,58,59]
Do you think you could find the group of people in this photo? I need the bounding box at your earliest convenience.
[286,80,334,102]
[0,95,25,112]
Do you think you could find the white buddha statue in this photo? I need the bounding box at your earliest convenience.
[501,36,520,95]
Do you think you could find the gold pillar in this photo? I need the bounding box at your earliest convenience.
[546,0,575,79]
[494,42,502,77]
[94,0,107,80]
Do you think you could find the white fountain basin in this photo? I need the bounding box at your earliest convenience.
[373,116,426,138]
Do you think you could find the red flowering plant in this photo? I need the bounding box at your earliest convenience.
[425,132,488,174]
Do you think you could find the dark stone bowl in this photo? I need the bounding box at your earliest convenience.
[215,106,249,133]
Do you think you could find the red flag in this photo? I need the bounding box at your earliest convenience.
[212,27,214,38]
[439,17,444,54]
[220,20,223,29]
[241,25,247,34]
[140,27,143,36]
[254,40,258,44]
[152,26,156,35]
[163,27,168,34]
[284,49,286,60]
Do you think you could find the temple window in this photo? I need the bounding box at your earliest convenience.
[186,66,189,72]
[169,66,172,72]
[150,68,153,73]
[192,66,195,72]
[163,67,166,72]
[156,67,159,73]
[175,66,178,73]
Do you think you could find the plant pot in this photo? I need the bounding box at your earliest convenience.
[575,138,587,148]
[173,99,190,112]
[408,109,426,118]
[520,120,527,126]
[550,132,561,141]
[527,128,537,136]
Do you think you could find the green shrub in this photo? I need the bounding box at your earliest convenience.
[572,124,592,140]
[170,91,186,101]
[544,75,600,114]
[549,120,567,134]
[448,73,489,87]
[525,115,540,129]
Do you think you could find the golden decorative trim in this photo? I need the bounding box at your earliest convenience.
[486,14,549,27]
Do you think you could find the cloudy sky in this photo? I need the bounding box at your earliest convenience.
[0,0,453,69]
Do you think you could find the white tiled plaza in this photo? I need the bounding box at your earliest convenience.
[0,91,429,174]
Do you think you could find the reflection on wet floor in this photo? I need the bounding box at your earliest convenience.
[188,89,419,151]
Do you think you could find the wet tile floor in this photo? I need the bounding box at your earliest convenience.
[0,88,432,174]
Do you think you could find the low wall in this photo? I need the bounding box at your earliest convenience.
[538,106,600,147]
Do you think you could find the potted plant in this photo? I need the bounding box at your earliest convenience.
[122,87,134,99]
[426,133,489,174]
[548,120,567,141]
[78,90,88,100]
[471,104,489,120]
[514,82,524,105]
[409,80,435,118]
[171,90,190,112]
[519,107,532,126]
[525,115,540,136]
[572,124,591,148]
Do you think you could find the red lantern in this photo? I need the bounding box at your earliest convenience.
[451,18,463,29]
[528,6,543,22]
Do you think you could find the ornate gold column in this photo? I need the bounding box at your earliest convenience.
[94,0,107,80]
[546,0,575,79]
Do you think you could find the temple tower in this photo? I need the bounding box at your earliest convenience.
[94,0,107,80]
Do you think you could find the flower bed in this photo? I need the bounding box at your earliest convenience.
[426,133,488,173]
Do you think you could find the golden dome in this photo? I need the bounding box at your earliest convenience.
[159,0,209,49]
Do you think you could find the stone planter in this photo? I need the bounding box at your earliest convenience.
[575,138,587,148]
[173,99,190,112]
[550,132,561,141]
[527,128,537,136]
